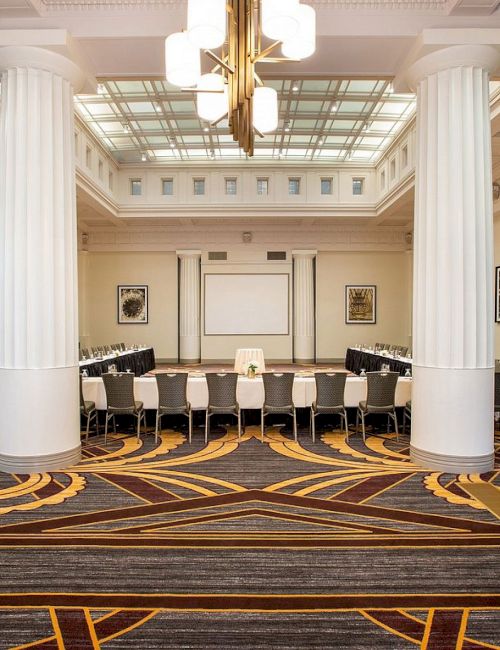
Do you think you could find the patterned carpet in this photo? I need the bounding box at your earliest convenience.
[0,421,499,649]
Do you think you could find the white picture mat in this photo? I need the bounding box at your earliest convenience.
[204,274,289,335]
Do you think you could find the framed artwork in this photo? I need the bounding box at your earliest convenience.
[496,267,500,323]
[345,285,376,324]
[118,285,148,324]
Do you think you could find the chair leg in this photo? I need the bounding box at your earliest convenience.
[261,409,265,442]
[155,411,160,443]
[237,410,241,439]
[104,414,109,445]
[241,409,245,433]
[205,411,209,443]
[188,410,192,443]
[343,410,348,437]
[293,408,297,442]
[361,412,366,442]
[113,415,116,435]
[311,409,315,443]
[86,415,90,443]
[136,413,141,439]
[355,409,359,435]
[393,411,399,442]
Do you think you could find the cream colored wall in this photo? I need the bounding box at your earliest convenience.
[316,251,412,361]
[79,251,178,361]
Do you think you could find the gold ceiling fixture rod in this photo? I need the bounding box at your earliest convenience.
[165,0,316,156]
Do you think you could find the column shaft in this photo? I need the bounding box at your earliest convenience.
[178,251,201,363]
[0,48,83,473]
[293,251,316,363]
[409,48,498,473]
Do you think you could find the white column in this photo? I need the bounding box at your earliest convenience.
[177,250,201,364]
[292,250,316,363]
[405,44,500,473]
[0,46,87,473]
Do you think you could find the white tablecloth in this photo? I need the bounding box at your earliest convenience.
[234,348,266,374]
[83,375,412,411]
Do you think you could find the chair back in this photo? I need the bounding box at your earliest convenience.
[79,374,86,410]
[495,372,500,409]
[366,371,399,408]
[102,373,135,410]
[205,373,238,408]
[315,372,347,408]
[262,373,295,408]
[398,346,408,356]
[156,373,189,409]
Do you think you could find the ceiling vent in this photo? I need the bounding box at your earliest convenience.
[267,251,287,261]
[208,251,228,261]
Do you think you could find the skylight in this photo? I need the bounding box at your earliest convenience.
[75,77,418,163]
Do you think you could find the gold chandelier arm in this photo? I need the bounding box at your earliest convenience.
[254,126,265,138]
[205,49,235,74]
[253,40,281,63]
[253,71,264,87]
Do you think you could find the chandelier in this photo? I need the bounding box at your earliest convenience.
[165,0,316,156]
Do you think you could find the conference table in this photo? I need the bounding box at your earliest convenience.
[345,347,412,376]
[79,347,156,377]
[82,374,412,411]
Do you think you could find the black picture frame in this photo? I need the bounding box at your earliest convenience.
[117,285,148,324]
[345,285,376,324]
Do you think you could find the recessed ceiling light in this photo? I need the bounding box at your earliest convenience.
[169,140,176,148]
[330,101,339,113]
[292,85,299,92]
[203,126,210,132]
[122,123,131,133]
[318,138,324,145]
[141,153,147,161]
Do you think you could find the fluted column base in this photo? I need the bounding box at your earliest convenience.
[410,366,494,473]
[0,367,81,473]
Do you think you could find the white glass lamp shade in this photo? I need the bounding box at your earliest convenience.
[188,0,227,49]
[261,0,300,42]
[197,73,228,122]
[282,4,316,59]
[253,86,278,133]
[165,32,201,87]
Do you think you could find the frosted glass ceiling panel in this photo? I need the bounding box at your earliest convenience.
[75,76,421,163]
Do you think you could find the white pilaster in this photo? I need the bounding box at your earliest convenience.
[406,44,500,473]
[0,46,86,473]
[177,250,201,364]
[292,250,316,363]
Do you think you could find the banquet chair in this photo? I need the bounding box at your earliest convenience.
[495,373,500,429]
[80,374,98,443]
[261,373,297,442]
[155,373,192,443]
[120,342,126,351]
[102,372,145,444]
[356,371,399,442]
[403,400,412,434]
[311,373,348,441]
[205,372,242,442]
[398,346,408,357]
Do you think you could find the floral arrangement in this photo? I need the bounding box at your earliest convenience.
[243,360,259,375]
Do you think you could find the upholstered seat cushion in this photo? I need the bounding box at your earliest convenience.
[358,400,395,413]
[313,402,345,414]
[109,401,143,415]
[207,405,238,415]
[158,404,190,415]
[263,404,294,414]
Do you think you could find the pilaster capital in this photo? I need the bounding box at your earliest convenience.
[407,44,500,91]
[292,250,317,259]
[0,46,88,92]
[176,249,202,259]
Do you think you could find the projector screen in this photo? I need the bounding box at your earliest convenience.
[204,274,289,335]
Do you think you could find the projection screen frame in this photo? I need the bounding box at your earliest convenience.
[203,273,290,336]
